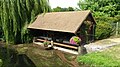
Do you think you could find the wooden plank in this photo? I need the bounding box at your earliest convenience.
[54,42,78,50]
[36,39,45,42]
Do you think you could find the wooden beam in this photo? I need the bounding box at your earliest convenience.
[36,39,45,42]
[54,42,78,50]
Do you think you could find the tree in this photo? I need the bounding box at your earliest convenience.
[78,0,120,17]
[52,6,62,12]
[78,0,120,39]
[52,6,74,12]
[68,7,74,11]
[0,0,50,44]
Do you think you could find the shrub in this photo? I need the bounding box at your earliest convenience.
[95,21,112,40]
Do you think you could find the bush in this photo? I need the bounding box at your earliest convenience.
[95,21,112,40]
[94,16,120,40]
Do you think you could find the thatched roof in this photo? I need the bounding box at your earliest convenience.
[28,10,95,33]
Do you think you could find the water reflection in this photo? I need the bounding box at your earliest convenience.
[0,44,88,67]
[0,47,36,67]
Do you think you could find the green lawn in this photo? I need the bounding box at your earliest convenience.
[77,45,120,67]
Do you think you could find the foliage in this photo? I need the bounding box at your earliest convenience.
[95,17,113,39]
[78,0,120,39]
[0,59,2,67]
[52,6,74,12]
[95,16,120,39]
[95,22,112,39]
[73,37,81,44]
[78,0,120,17]
[0,0,50,44]
[68,7,75,11]
[52,6,61,12]
[43,41,50,47]
[70,36,81,44]
[77,45,120,67]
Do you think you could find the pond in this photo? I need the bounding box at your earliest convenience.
[0,43,89,67]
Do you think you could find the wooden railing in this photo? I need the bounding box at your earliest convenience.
[35,38,78,50]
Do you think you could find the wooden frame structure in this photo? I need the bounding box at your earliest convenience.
[28,10,96,54]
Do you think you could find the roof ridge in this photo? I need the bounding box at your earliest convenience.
[41,10,91,14]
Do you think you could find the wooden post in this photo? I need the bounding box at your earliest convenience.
[78,45,87,55]
[92,24,95,41]
[51,40,53,47]
[116,22,119,36]
[33,37,37,43]
[78,45,81,55]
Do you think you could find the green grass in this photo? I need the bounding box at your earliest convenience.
[77,45,120,67]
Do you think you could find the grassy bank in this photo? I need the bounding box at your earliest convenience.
[77,45,120,67]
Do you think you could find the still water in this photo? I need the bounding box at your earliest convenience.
[0,44,88,67]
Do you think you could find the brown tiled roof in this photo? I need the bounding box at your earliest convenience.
[28,10,95,33]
